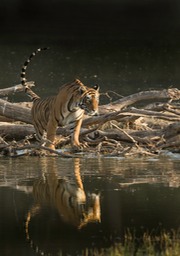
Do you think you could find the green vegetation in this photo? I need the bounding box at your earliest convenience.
[87,229,180,256]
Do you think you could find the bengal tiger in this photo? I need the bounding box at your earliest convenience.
[21,48,100,150]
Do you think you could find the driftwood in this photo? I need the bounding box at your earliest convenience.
[0,83,179,157]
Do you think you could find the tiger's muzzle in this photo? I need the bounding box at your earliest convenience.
[79,103,98,116]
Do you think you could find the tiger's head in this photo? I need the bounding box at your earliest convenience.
[77,81,100,116]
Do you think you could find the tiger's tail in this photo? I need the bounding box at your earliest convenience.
[21,47,49,100]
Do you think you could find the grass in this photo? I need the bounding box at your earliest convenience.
[87,229,180,256]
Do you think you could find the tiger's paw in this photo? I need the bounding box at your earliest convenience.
[72,145,84,153]
[72,142,88,152]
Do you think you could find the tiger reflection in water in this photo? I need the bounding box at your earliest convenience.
[25,158,101,240]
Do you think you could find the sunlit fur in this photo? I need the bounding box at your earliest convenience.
[21,48,100,150]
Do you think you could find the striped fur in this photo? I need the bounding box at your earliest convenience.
[21,48,100,150]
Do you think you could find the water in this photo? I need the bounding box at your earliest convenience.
[0,156,180,256]
[0,40,180,255]
[1,0,180,102]
[0,3,180,254]
[0,35,180,104]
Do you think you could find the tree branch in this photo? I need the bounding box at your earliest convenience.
[99,88,180,113]
[0,81,35,96]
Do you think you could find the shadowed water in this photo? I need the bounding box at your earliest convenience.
[0,35,180,105]
[0,156,180,255]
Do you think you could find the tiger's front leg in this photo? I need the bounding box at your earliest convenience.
[72,118,84,151]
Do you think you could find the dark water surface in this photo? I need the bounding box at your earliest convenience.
[1,20,180,105]
[0,2,180,255]
[1,41,180,104]
[0,156,180,256]
[1,0,180,101]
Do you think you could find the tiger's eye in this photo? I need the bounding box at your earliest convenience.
[85,96,91,102]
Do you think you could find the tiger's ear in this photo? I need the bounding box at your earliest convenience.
[93,84,100,91]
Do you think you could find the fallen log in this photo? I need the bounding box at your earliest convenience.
[0,98,32,124]
[0,122,34,139]
[99,88,180,112]
[0,83,179,156]
[0,86,179,125]
[0,120,178,150]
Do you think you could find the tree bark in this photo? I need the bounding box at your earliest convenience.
[0,98,32,124]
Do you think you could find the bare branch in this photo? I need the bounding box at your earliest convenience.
[0,81,35,96]
[99,88,180,113]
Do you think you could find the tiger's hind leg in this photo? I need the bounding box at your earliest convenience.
[46,118,58,150]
